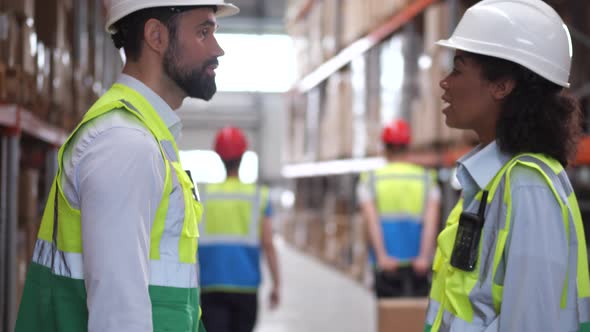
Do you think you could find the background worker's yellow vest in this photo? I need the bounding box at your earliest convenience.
[15,83,205,332]
[361,162,434,262]
[425,154,590,331]
[198,179,269,292]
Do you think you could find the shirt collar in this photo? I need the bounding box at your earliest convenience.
[456,141,512,191]
[116,74,183,140]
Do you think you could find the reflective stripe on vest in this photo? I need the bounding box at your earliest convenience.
[15,83,204,332]
[198,182,266,290]
[425,154,590,331]
[31,91,201,286]
[366,163,431,261]
[198,184,262,246]
[368,163,431,222]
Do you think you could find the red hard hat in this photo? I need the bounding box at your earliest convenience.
[381,119,411,145]
[214,126,248,160]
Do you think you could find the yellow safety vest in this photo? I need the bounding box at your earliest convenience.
[425,154,590,331]
[198,178,269,291]
[361,162,435,261]
[15,83,205,332]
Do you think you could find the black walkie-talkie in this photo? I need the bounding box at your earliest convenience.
[184,170,200,201]
[450,190,489,271]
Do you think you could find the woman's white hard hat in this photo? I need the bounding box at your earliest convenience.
[104,0,239,34]
[437,0,572,87]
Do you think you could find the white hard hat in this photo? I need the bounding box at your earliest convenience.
[437,0,572,87]
[104,0,240,34]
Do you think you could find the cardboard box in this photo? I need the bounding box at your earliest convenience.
[50,46,74,118]
[282,213,297,244]
[306,211,325,257]
[2,0,34,18]
[339,69,355,159]
[323,213,351,266]
[351,55,367,159]
[88,0,105,88]
[321,0,341,60]
[34,41,51,117]
[293,210,312,249]
[0,13,37,105]
[18,168,39,221]
[291,20,311,80]
[319,72,341,160]
[319,70,353,160]
[0,13,20,69]
[86,0,104,86]
[341,0,370,47]
[0,63,21,103]
[35,0,70,48]
[304,87,322,161]
[369,0,413,29]
[20,19,35,74]
[349,213,369,282]
[378,298,428,332]
[73,0,89,75]
[307,0,323,70]
[365,47,382,157]
[286,93,307,163]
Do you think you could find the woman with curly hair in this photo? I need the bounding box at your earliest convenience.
[425,0,590,331]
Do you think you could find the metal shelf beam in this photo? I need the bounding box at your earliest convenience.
[281,146,472,178]
[0,105,67,146]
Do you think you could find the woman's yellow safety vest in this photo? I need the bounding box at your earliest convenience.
[15,83,205,332]
[425,154,590,331]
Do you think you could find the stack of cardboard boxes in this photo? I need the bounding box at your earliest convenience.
[0,0,36,109]
[5,0,123,314]
[319,70,354,160]
[286,0,414,79]
[285,0,477,165]
[35,0,75,129]
[0,0,122,132]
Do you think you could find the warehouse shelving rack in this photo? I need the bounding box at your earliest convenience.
[281,0,459,283]
[283,0,590,284]
[293,0,438,93]
[284,0,590,180]
[0,104,64,331]
[282,0,465,178]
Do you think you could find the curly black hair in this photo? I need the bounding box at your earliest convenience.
[466,52,582,167]
[111,6,217,62]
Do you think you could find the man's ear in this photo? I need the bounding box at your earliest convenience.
[490,77,516,101]
[143,18,169,55]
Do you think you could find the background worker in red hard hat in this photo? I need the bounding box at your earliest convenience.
[357,119,440,298]
[198,126,280,332]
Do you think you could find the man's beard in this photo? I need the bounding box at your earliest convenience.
[163,42,218,101]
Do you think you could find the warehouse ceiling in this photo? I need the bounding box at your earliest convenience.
[219,0,286,34]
